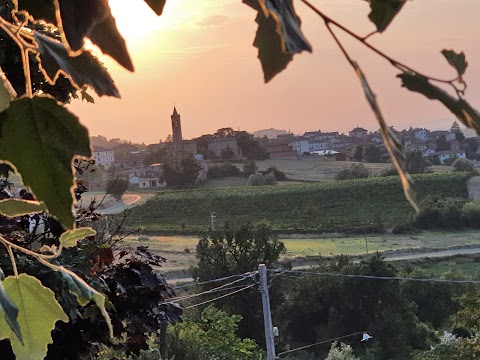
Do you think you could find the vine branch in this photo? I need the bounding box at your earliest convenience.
[300,0,461,88]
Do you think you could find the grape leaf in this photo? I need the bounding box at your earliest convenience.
[54,0,134,71]
[0,274,69,360]
[18,0,56,24]
[367,0,406,33]
[0,96,91,229]
[0,199,46,217]
[398,72,480,135]
[353,61,418,211]
[35,32,120,98]
[441,49,468,78]
[144,0,166,15]
[244,0,312,82]
[0,278,21,343]
[60,227,96,248]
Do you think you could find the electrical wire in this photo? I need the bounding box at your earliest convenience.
[185,284,256,309]
[165,275,256,304]
[173,272,257,290]
[275,269,480,285]
[276,331,364,358]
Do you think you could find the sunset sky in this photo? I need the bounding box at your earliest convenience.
[68,0,480,144]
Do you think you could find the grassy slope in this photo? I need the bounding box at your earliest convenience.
[125,172,470,233]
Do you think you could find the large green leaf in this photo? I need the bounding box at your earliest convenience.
[144,0,166,15]
[0,199,46,217]
[59,268,113,336]
[0,96,91,229]
[244,0,312,82]
[18,0,57,24]
[367,0,406,32]
[398,72,480,135]
[0,274,69,360]
[0,69,16,112]
[353,61,418,211]
[60,227,96,248]
[54,0,134,71]
[441,49,468,78]
[0,277,21,343]
[35,33,120,97]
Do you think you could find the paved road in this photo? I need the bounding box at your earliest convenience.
[167,246,480,284]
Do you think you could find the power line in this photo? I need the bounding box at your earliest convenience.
[275,269,480,285]
[166,276,255,304]
[185,284,255,309]
[173,272,257,290]
[276,331,364,358]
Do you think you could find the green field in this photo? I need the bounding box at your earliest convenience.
[124,172,470,233]
[254,159,452,182]
[125,230,480,276]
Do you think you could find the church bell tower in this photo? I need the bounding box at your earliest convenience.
[171,106,183,152]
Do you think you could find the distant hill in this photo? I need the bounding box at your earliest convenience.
[252,128,291,139]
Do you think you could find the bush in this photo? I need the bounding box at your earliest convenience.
[381,166,399,177]
[243,159,258,176]
[415,197,465,229]
[335,163,369,180]
[452,158,475,173]
[264,172,277,185]
[208,162,241,178]
[247,172,276,186]
[461,201,480,228]
[247,173,265,186]
[392,224,417,234]
[264,166,287,181]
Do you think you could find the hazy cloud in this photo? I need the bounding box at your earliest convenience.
[196,15,229,28]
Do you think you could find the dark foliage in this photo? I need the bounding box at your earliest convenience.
[208,162,241,178]
[161,152,201,188]
[335,163,369,180]
[106,178,129,200]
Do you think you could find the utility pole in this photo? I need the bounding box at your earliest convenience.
[259,264,276,360]
[210,211,216,230]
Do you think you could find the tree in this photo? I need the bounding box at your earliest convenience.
[436,135,451,151]
[326,342,359,360]
[105,178,129,201]
[220,146,235,160]
[353,145,364,161]
[161,152,201,188]
[166,306,262,360]
[243,159,258,176]
[406,150,431,174]
[192,222,285,281]
[364,144,383,163]
[335,164,369,180]
[451,121,461,133]
[191,221,285,342]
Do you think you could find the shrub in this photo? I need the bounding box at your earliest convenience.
[392,224,417,234]
[247,173,265,186]
[208,162,241,178]
[461,201,480,228]
[335,163,369,180]
[264,166,287,181]
[415,197,464,229]
[243,159,258,176]
[264,172,277,185]
[452,158,475,173]
[381,166,398,177]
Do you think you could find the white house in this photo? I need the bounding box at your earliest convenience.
[414,129,427,141]
[290,137,310,155]
[349,127,368,139]
[93,147,114,168]
[431,150,466,164]
[308,140,329,152]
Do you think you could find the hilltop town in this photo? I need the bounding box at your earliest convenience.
[88,107,477,189]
